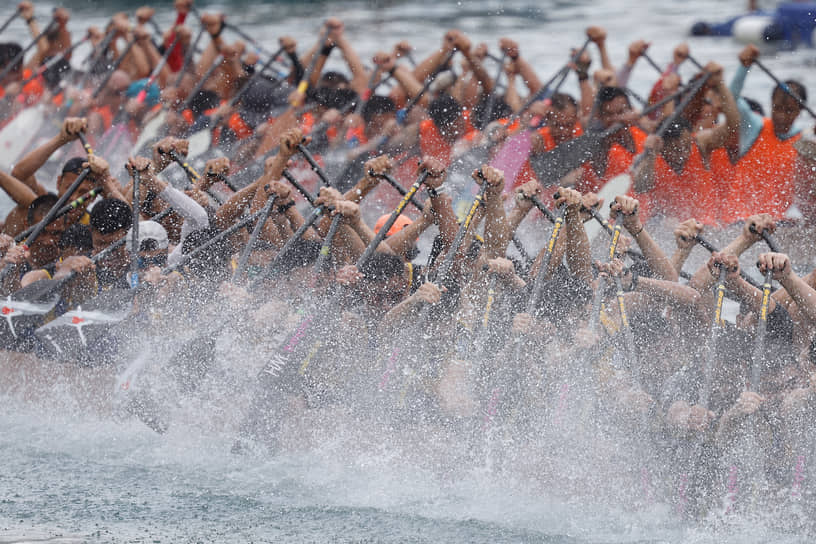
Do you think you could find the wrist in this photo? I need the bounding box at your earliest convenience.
[628,223,644,237]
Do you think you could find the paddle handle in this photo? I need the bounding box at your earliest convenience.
[380,173,425,212]
[0,10,20,36]
[701,266,728,409]
[356,172,428,269]
[313,212,343,275]
[527,205,565,312]
[296,143,331,187]
[169,150,201,183]
[751,268,774,391]
[282,169,316,206]
[232,194,278,282]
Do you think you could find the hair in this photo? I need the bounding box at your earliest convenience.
[313,86,358,111]
[90,198,132,235]
[742,96,764,116]
[428,94,463,130]
[471,95,512,130]
[41,57,71,90]
[362,95,396,123]
[61,157,86,175]
[0,42,23,74]
[58,223,93,251]
[318,71,350,89]
[661,116,692,140]
[359,252,405,282]
[27,193,59,226]
[773,79,807,104]
[597,86,631,107]
[550,92,578,111]
[189,89,220,117]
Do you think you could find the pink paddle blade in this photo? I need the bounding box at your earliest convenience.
[489,130,532,190]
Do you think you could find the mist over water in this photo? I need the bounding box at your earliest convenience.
[2,1,816,542]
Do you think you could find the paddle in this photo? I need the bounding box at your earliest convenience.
[0,9,20,37]
[14,187,102,243]
[290,27,329,106]
[312,213,343,277]
[0,18,57,82]
[129,169,141,289]
[162,206,268,275]
[701,265,727,408]
[186,48,285,158]
[396,49,456,124]
[477,51,507,129]
[748,228,780,390]
[382,174,489,396]
[529,82,693,185]
[231,194,278,282]
[356,171,429,268]
[173,26,205,87]
[90,38,137,100]
[252,145,337,283]
[753,60,816,120]
[17,34,88,90]
[694,234,762,289]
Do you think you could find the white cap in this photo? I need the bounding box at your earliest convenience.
[127,220,169,252]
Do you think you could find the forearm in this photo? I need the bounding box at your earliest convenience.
[159,186,209,230]
[632,227,677,281]
[0,171,38,207]
[779,274,816,326]
[481,197,511,259]
[565,210,592,282]
[514,56,542,95]
[335,37,368,96]
[392,65,424,104]
[215,184,257,229]
[670,246,694,275]
[12,135,64,185]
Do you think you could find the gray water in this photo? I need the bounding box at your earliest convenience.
[3,1,816,542]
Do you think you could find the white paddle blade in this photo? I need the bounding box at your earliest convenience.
[187,129,212,159]
[0,105,46,171]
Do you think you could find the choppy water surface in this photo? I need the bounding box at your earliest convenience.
[2,1,816,542]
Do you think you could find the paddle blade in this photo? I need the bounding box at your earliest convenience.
[489,130,532,189]
[529,132,604,184]
[187,129,212,159]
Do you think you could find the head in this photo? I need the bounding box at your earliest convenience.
[546,93,580,144]
[239,78,291,129]
[0,42,23,84]
[90,198,133,274]
[374,214,417,261]
[771,80,806,138]
[26,194,62,266]
[660,117,693,163]
[128,220,169,269]
[357,252,407,312]
[188,89,220,120]
[597,86,632,130]
[362,95,396,135]
[58,223,93,258]
[429,94,465,144]
[317,71,350,90]
[100,69,131,107]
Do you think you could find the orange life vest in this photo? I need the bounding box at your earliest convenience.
[645,141,717,225]
[721,118,799,223]
[577,126,647,194]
